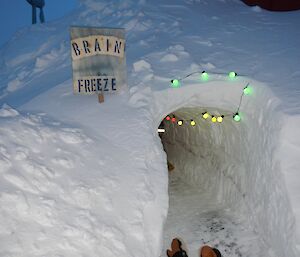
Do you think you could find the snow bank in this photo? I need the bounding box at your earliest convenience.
[1,75,298,257]
[0,86,170,257]
[0,0,300,256]
[0,107,109,256]
[279,116,300,253]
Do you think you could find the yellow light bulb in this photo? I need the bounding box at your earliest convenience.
[211,116,217,123]
[202,112,209,119]
[217,116,223,123]
[178,120,183,126]
[190,120,196,126]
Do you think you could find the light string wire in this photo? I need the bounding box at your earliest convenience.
[171,70,245,82]
[237,82,249,113]
[165,71,252,125]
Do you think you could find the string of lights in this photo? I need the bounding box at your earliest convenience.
[162,71,253,128]
[170,70,240,88]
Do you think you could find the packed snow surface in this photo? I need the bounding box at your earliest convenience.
[0,0,300,257]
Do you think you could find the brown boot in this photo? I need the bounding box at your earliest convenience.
[199,245,217,257]
[167,238,188,257]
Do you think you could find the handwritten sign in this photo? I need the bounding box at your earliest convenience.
[71,35,125,60]
[70,26,127,94]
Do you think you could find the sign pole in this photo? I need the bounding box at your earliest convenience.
[98,93,104,103]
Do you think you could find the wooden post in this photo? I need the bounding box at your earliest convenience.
[98,93,104,103]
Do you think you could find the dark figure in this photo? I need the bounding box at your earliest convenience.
[26,0,45,24]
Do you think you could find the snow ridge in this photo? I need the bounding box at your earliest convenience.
[0,0,300,256]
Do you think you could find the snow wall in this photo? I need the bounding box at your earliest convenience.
[137,76,298,257]
[1,78,299,257]
[0,0,299,256]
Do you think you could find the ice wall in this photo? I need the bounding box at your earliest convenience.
[150,77,298,257]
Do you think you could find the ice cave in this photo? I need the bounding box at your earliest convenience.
[150,76,297,257]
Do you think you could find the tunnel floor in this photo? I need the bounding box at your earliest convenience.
[161,170,267,257]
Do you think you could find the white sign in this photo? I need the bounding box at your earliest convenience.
[70,26,127,94]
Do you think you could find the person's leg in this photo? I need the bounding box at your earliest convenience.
[32,6,37,24]
[39,7,45,23]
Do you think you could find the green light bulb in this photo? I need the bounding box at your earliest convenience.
[229,71,237,79]
[171,79,180,88]
[201,71,209,81]
[243,86,252,95]
[233,113,241,122]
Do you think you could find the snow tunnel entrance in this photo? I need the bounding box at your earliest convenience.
[159,106,267,257]
[151,78,298,257]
